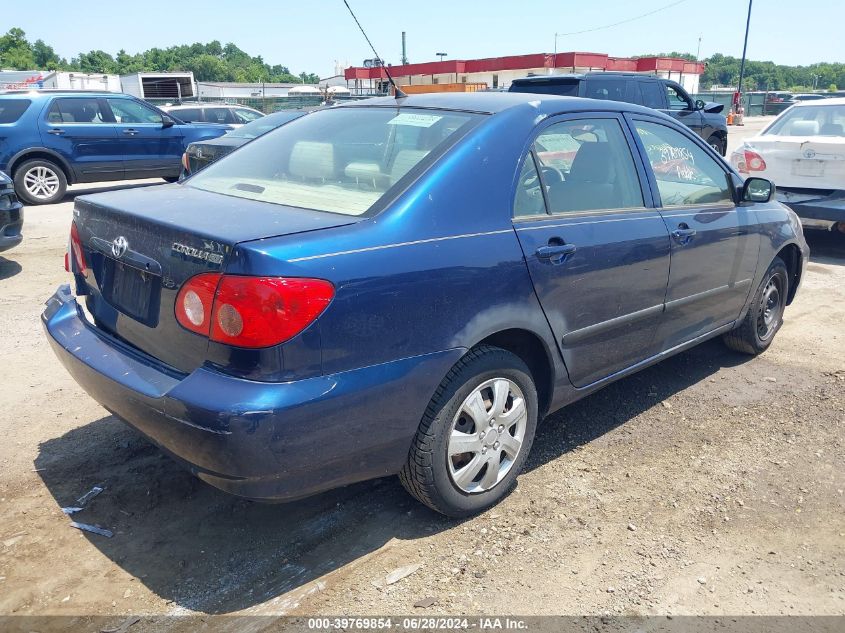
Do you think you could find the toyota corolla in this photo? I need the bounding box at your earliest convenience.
[43,93,808,517]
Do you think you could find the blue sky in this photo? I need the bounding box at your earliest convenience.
[5,0,842,77]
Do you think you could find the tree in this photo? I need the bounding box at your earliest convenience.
[829,84,839,93]
[0,27,36,69]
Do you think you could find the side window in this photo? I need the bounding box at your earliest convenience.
[51,98,109,124]
[173,108,201,122]
[665,84,691,111]
[233,108,263,123]
[634,121,733,207]
[205,108,237,124]
[584,78,627,102]
[107,99,162,124]
[640,81,664,109]
[513,153,547,217]
[533,118,644,214]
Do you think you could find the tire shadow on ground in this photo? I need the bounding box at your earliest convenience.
[34,339,750,614]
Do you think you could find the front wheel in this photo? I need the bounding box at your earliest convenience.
[723,257,788,355]
[14,159,67,205]
[707,134,726,156]
[399,346,538,517]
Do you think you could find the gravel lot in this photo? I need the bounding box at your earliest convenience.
[0,118,843,622]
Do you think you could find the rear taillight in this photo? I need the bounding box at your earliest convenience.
[732,147,767,174]
[175,272,222,335]
[67,222,88,276]
[175,274,334,348]
[181,151,190,174]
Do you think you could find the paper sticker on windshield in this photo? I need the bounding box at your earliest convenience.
[388,113,443,128]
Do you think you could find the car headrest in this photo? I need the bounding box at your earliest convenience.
[288,141,335,180]
[390,149,429,184]
[568,142,614,183]
[820,123,844,136]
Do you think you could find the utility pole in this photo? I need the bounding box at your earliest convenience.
[696,35,702,61]
[401,32,408,66]
[736,0,753,120]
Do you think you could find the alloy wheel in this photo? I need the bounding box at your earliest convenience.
[447,378,527,494]
[23,166,61,200]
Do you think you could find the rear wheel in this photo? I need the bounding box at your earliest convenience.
[399,346,538,517]
[723,257,788,355]
[162,176,179,183]
[14,159,67,205]
[707,134,725,156]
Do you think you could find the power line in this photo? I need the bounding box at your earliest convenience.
[555,0,692,37]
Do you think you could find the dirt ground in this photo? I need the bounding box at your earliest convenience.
[0,119,843,622]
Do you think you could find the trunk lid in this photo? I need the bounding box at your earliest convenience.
[750,135,845,191]
[74,183,357,373]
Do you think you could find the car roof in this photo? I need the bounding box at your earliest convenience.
[337,91,662,117]
[511,72,661,83]
[793,96,843,105]
[0,90,122,99]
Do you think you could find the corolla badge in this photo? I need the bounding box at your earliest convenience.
[803,148,816,159]
[111,236,129,258]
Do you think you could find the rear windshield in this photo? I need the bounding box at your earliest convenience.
[509,80,579,97]
[764,104,845,137]
[187,106,482,216]
[0,99,31,123]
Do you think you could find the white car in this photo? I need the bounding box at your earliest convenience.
[731,97,845,232]
[162,104,264,128]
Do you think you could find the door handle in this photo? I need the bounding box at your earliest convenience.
[122,129,139,136]
[536,242,577,265]
[47,128,65,135]
[671,224,696,244]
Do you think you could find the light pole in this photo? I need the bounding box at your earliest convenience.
[436,52,447,62]
[735,0,753,119]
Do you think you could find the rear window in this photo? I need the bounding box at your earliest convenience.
[764,104,845,137]
[0,99,31,123]
[187,106,482,216]
[172,107,201,122]
[509,79,579,97]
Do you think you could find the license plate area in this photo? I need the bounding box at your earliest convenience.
[101,257,161,326]
[792,159,825,177]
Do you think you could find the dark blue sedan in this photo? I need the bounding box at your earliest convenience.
[43,93,809,517]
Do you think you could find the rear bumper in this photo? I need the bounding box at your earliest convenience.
[777,189,845,227]
[43,285,463,501]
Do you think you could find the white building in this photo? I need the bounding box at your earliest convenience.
[0,70,121,91]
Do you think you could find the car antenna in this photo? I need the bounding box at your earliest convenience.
[342,0,407,99]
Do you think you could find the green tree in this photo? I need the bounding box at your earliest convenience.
[0,27,36,69]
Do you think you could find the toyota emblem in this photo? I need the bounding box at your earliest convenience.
[803,148,816,159]
[111,236,129,259]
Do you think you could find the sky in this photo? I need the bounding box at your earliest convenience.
[4,0,843,78]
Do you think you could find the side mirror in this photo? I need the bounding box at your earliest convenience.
[162,114,176,128]
[703,102,725,114]
[742,177,774,203]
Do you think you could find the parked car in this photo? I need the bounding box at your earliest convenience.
[730,97,845,233]
[163,104,264,127]
[0,170,23,253]
[43,93,808,517]
[509,72,728,154]
[791,93,829,102]
[0,91,232,205]
[181,109,308,177]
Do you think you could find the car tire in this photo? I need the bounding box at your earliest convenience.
[13,159,68,205]
[723,257,788,355]
[399,345,538,517]
[707,134,726,156]
[162,176,179,183]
